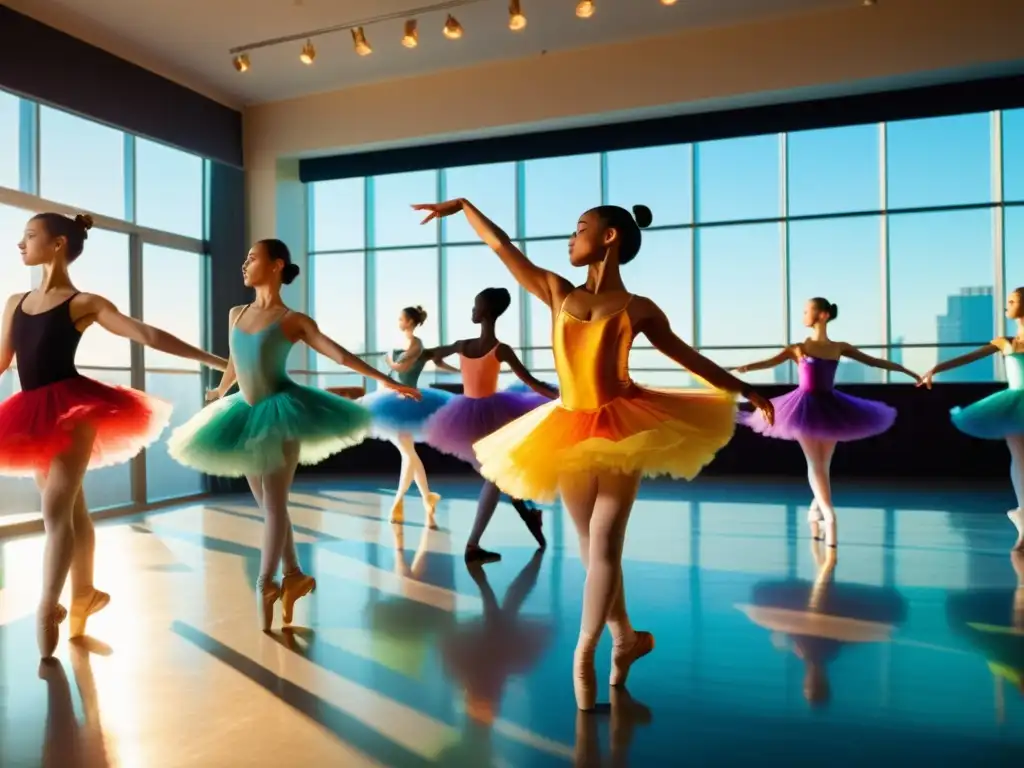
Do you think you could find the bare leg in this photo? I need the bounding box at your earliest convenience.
[38,423,96,657]
[565,471,645,710]
[247,474,299,575]
[465,481,501,563]
[255,442,301,630]
[798,437,839,547]
[1004,436,1024,551]
[391,434,439,527]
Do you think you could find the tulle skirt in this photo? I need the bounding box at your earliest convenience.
[738,388,895,442]
[473,385,737,504]
[950,388,1024,440]
[358,387,454,440]
[422,391,549,465]
[0,375,171,476]
[167,382,371,477]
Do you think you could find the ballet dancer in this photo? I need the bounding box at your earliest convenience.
[167,238,421,630]
[421,287,557,564]
[919,287,1024,551]
[0,212,227,658]
[732,297,917,547]
[359,305,452,528]
[412,198,774,710]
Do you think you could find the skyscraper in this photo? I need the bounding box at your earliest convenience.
[936,287,995,382]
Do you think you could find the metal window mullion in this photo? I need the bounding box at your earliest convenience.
[516,161,531,368]
[124,134,136,223]
[691,143,701,349]
[879,122,892,383]
[18,99,38,196]
[437,169,448,351]
[364,176,377,391]
[780,133,791,384]
[128,232,147,505]
[993,111,1006,384]
[305,183,315,377]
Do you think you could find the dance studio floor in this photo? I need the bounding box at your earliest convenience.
[0,476,1021,766]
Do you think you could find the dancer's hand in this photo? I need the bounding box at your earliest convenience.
[727,365,749,373]
[385,380,422,401]
[747,390,775,426]
[205,388,223,403]
[412,200,463,224]
[917,369,936,389]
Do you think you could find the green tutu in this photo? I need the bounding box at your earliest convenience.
[167,382,371,477]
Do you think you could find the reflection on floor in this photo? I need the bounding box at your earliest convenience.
[1,476,1022,766]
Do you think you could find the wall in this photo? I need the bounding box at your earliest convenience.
[244,0,1024,242]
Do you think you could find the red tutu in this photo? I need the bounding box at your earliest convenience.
[0,375,172,476]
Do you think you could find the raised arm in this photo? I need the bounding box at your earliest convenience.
[86,294,227,371]
[293,313,421,400]
[838,342,919,382]
[634,298,774,423]
[731,347,797,373]
[918,340,1002,389]
[413,199,573,308]
[496,344,558,399]
[0,294,21,378]
[424,342,462,373]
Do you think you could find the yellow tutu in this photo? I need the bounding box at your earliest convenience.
[472,298,736,503]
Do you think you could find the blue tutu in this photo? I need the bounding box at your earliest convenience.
[951,389,1024,440]
[359,386,454,440]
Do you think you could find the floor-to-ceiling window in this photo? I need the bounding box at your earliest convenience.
[306,109,1024,390]
[0,88,209,517]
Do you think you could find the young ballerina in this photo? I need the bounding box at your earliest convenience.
[0,212,227,658]
[421,287,557,564]
[358,305,452,527]
[732,297,917,547]
[167,238,421,630]
[412,198,774,710]
[919,287,1024,551]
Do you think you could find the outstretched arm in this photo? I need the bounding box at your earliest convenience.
[293,314,421,400]
[425,342,462,373]
[496,344,558,399]
[0,294,21,378]
[635,299,774,423]
[413,199,573,308]
[731,347,797,373]
[87,294,227,371]
[918,341,1001,388]
[839,342,919,381]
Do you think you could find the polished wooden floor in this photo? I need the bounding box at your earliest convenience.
[0,476,1022,767]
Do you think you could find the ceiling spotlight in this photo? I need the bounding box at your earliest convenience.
[352,27,372,56]
[661,0,679,5]
[443,14,464,39]
[509,0,526,30]
[232,53,250,72]
[300,39,316,65]
[575,1,595,18]
[862,0,877,5]
[402,19,419,48]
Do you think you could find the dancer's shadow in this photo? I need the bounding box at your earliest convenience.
[37,636,113,767]
[737,542,908,707]
[945,551,1024,723]
[435,550,550,764]
[572,687,653,768]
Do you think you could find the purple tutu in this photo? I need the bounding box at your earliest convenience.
[423,391,548,465]
[738,357,895,442]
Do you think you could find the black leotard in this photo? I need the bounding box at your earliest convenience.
[11,292,82,391]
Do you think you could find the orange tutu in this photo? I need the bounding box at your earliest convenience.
[473,386,737,504]
[0,375,172,476]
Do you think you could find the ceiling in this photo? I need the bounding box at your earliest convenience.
[6,0,859,107]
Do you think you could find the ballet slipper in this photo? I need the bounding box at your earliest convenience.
[69,588,110,638]
[389,498,404,524]
[1008,509,1024,552]
[281,571,316,625]
[37,604,68,659]
[610,631,654,687]
[424,493,441,529]
[573,644,598,711]
[256,578,281,632]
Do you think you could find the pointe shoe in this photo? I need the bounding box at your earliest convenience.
[257,580,281,632]
[69,589,110,638]
[37,604,68,659]
[808,503,824,541]
[573,645,598,711]
[389,498,404,524]
[281,572,316,625]
[518,506,547,549]
[610,631,655,687]
[424,493,441,529]
[823,520,838,549]
[1008,510,1024,552]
